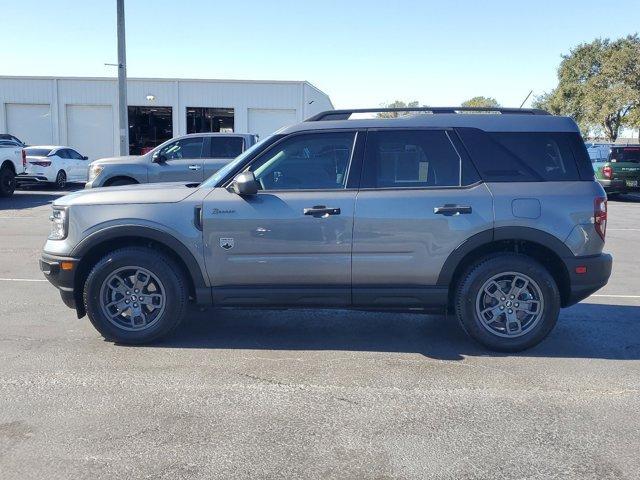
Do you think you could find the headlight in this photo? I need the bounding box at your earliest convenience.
[48,207,68,240]
[88,164,104,182]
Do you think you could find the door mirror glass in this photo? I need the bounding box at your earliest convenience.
[231,171,259,196]
[82,155,89,161]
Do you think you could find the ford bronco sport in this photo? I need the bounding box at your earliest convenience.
[40,107,612,352]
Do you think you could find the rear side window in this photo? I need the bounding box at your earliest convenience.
[457,128,587,182]
[362,130,476,188]
[210,137,244,158]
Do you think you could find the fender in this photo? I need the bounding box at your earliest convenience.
[71,225,210,302]
[437,226,574,286]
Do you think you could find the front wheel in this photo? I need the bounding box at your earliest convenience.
[455,254,560,352]
[83,247,188,344]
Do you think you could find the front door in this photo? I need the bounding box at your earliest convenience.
[352,129,494,306]
[147,136,205,183]
[202,130,360,306]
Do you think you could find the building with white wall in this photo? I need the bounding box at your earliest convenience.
[0,76,333,160]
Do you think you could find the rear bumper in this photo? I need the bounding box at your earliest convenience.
[16,174,50,185]
[563,253,612,306]
[598,178,640,193]
[40,253,79,310]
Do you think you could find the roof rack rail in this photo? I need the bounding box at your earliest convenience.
[305,107,550,121]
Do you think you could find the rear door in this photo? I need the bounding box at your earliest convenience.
[202,136,245,179]
[148,136,205,183]
[352,129,493,306]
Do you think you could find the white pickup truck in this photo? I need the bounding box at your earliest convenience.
[0,137,25,197]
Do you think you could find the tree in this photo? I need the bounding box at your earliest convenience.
[461,96,501,108]
[377,100,421,118]
[534,35,640,141]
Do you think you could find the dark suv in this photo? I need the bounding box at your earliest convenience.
[40,107,612,352]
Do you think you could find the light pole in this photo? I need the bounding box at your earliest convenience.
[116,0,128,155]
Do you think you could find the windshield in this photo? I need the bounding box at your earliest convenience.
[202,135,278,187]
[25,147,52,157]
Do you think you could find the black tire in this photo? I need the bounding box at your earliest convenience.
[454,253,560,352]
[83,247,188,344]
[0,166,16,197]
[108,178,136,187]
[55,170,67,190]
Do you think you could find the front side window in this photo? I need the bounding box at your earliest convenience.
[210,137,244,158]
[362,130,463,188]
[156,137,203,161]
[249,132,355,190]
[68,149,84,160]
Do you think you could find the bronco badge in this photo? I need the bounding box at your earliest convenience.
[219,238,234,250]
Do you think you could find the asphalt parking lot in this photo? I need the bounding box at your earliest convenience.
[1,187,639,479]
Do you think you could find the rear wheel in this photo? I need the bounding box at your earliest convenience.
[455,254,560,352]
[0,166,16,197]
[55,170,67,190]
[83,247,188,344]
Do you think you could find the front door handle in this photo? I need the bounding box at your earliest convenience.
[303,205,341,218]
[188,164,202,171]
[434,204,472,216]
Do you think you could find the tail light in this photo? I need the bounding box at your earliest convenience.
[21,150,26,169]
[29,160,52,167]
[594,196,607,241]
[602,165,612,179]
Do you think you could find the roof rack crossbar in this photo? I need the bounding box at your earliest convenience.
[305,107,550,121]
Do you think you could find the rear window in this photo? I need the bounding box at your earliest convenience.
[210,137,244,158]
[25,148,52,157]
[610,147,640,163]
[456,129,590,182]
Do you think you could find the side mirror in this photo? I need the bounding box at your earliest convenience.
[153,153,167,163]
[82,156,89,160]
[231,171,259,196]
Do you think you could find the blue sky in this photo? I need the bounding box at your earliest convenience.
[2,0,638,108]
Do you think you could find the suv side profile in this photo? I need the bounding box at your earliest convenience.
[85,132,257,188]
[40,107,612,352]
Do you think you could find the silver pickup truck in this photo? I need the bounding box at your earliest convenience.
[85,133,258,188]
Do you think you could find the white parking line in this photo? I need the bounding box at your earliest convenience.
[0,278,47,282]
[608,228,640,231]
[591,294,640,299]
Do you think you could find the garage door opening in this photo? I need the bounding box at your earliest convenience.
[128,106,173,155]
[186,107,234,134]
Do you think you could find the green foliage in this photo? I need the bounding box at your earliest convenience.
[377,100,422,118]
[461,96,501,108]
[536,35,640,141]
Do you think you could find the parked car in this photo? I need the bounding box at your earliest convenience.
[16,146,90,189]
[0,134,26,147]
[85,133,258,188]
[0,140,25,197]
[589,144,640,196]
[40,107,612,352]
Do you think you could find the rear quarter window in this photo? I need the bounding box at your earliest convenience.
[456,128,591,182]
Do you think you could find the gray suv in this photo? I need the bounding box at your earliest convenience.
[40,107,612,352]
[85,133,257,187]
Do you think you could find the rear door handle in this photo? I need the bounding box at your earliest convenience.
[188,164,202,171]
[303,205,341,217]
[434,204,472,216]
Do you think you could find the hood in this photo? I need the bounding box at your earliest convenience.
[54,182,201,206]
[91,155,143,165]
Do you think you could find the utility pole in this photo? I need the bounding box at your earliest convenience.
[116,0,129,155]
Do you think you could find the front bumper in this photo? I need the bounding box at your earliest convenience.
[40,253,80,310]
[563,253,613,306]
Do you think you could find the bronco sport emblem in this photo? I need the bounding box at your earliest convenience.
[219,238,234,250]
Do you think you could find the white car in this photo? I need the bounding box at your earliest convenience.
[18,146,90,189]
